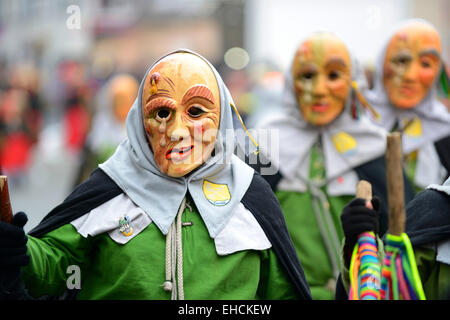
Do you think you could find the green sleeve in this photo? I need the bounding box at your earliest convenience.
[257,249,301,300]
[414,246,450,300]
[22,224,92,298]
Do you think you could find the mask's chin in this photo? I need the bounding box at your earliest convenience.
[390,94,423,109]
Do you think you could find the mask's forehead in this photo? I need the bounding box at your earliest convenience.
[385,21,442,58]
[142,52,220,108]
[293,33,351,71]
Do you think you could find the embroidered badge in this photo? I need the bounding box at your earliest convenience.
[119,216,133,237]
[332,132,357,156]
[202,180,231,206]
[403,117,422,138]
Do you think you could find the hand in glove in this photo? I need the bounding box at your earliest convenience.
[340,197,380,266]
[0,211,31,299]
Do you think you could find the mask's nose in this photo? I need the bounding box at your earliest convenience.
[167,113,190,142]
[312,74,328,97]
[402,61,420,82]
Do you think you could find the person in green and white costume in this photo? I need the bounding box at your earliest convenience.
[253,32,414,300]
[0,50,311,300]
[365,19,450,192]
[336,176,450,300]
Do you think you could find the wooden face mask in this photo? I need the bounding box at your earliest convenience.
[110,75,139,123]
[383,21,442,109]
[142,53,220,178]
[292,33,352,126]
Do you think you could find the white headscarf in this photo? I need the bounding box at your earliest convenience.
[427,177,450,196]
[365,19,450,188]
[256,37,387,196]
[99,49,254,238]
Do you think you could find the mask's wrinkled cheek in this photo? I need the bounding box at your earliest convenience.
[191,117,218,162]
[143,119,158,146]
[383,64,395,81]
[334,86,351,114]
[384,62,403,95]
[419,68,438,87]
[329,80,348,98]
[192,120,205,142]
[293,80,312,117]
[301,81,314,106]
[143,118,167,170]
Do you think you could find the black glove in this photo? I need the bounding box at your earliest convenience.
[0,211,31,299]
[340,197,380,265]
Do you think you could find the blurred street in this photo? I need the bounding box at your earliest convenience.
[8,118,79,232]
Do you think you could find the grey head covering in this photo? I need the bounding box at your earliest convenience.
[256,34,387,196]
[365,18,450,187]
[99,49,254,238]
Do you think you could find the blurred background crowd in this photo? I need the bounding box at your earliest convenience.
[0,0,448,232]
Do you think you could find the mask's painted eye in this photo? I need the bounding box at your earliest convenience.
[301,72,315,80]
[421,60,431,68]
[392,54,411,67]
[328,71,340,80]
[155,108,171,121]
[187,106,205,118]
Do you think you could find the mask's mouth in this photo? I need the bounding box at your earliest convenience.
[397,84,419,97]
[165,145,194,161]
[311,102,330,113]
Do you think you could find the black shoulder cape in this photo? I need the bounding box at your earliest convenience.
[405,188,450,247]
[251,155,416,237]
[28,168,312,300]
[434,134,450,180]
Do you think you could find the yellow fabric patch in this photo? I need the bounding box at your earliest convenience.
[203,180,231,206]
[332,132,357,155]
[403,117,422,137]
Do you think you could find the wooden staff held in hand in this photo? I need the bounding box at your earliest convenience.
[356,180,372,208]
[385,132,406,236]
[0,176,13,224]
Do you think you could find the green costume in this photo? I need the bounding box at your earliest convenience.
[254,41,389,299]
[13,49,312,301]
[275,144,352,299]
[22,195,297,300]
[413,246,450,299]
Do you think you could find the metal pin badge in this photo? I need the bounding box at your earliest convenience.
[119,216,133,236]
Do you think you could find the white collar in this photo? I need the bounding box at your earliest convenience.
[71,193,271,255]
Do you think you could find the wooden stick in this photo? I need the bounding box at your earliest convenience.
[0,176,13,224]
[386,132,406,236]
[356,180,372,202]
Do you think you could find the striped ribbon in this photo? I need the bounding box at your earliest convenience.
[380,233,426,300]
[349,231,381,300]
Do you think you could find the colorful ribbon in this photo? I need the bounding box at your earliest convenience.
[380,233,426,300]
[349,231,381,300]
